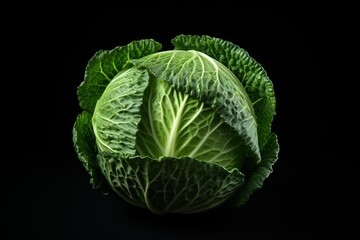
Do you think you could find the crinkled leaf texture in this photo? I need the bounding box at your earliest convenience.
[74,39,161,189]
[72,35,279,214]
[77,39,162,112]
[227,133,279,207]
[97,153,244,214]
[73,111,103,188]
[172,34,276,149]
[131,49,260,166]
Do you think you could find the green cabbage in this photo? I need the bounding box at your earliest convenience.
[73,35,279,214]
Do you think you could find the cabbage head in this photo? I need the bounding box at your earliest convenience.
[73,34,279,214]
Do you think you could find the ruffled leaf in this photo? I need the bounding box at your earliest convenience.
[78,39,161,112]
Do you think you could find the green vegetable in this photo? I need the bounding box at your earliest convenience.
[73,34,279,214]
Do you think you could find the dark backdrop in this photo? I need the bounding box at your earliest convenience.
[5,8,322,239]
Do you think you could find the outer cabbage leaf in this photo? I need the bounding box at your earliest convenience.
[131,50,260,164]
[172,35,276,149]
[96,153,245,215]
[92,68,150,157]
[136,76,248,170]
[74,39,161,189]
[73,111,103,188]
[77,39,162,112]
[228,133,279,206]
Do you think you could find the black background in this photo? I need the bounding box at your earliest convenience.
[4,8,325,239]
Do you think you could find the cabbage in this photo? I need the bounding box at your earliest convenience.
[73,35,279,214]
